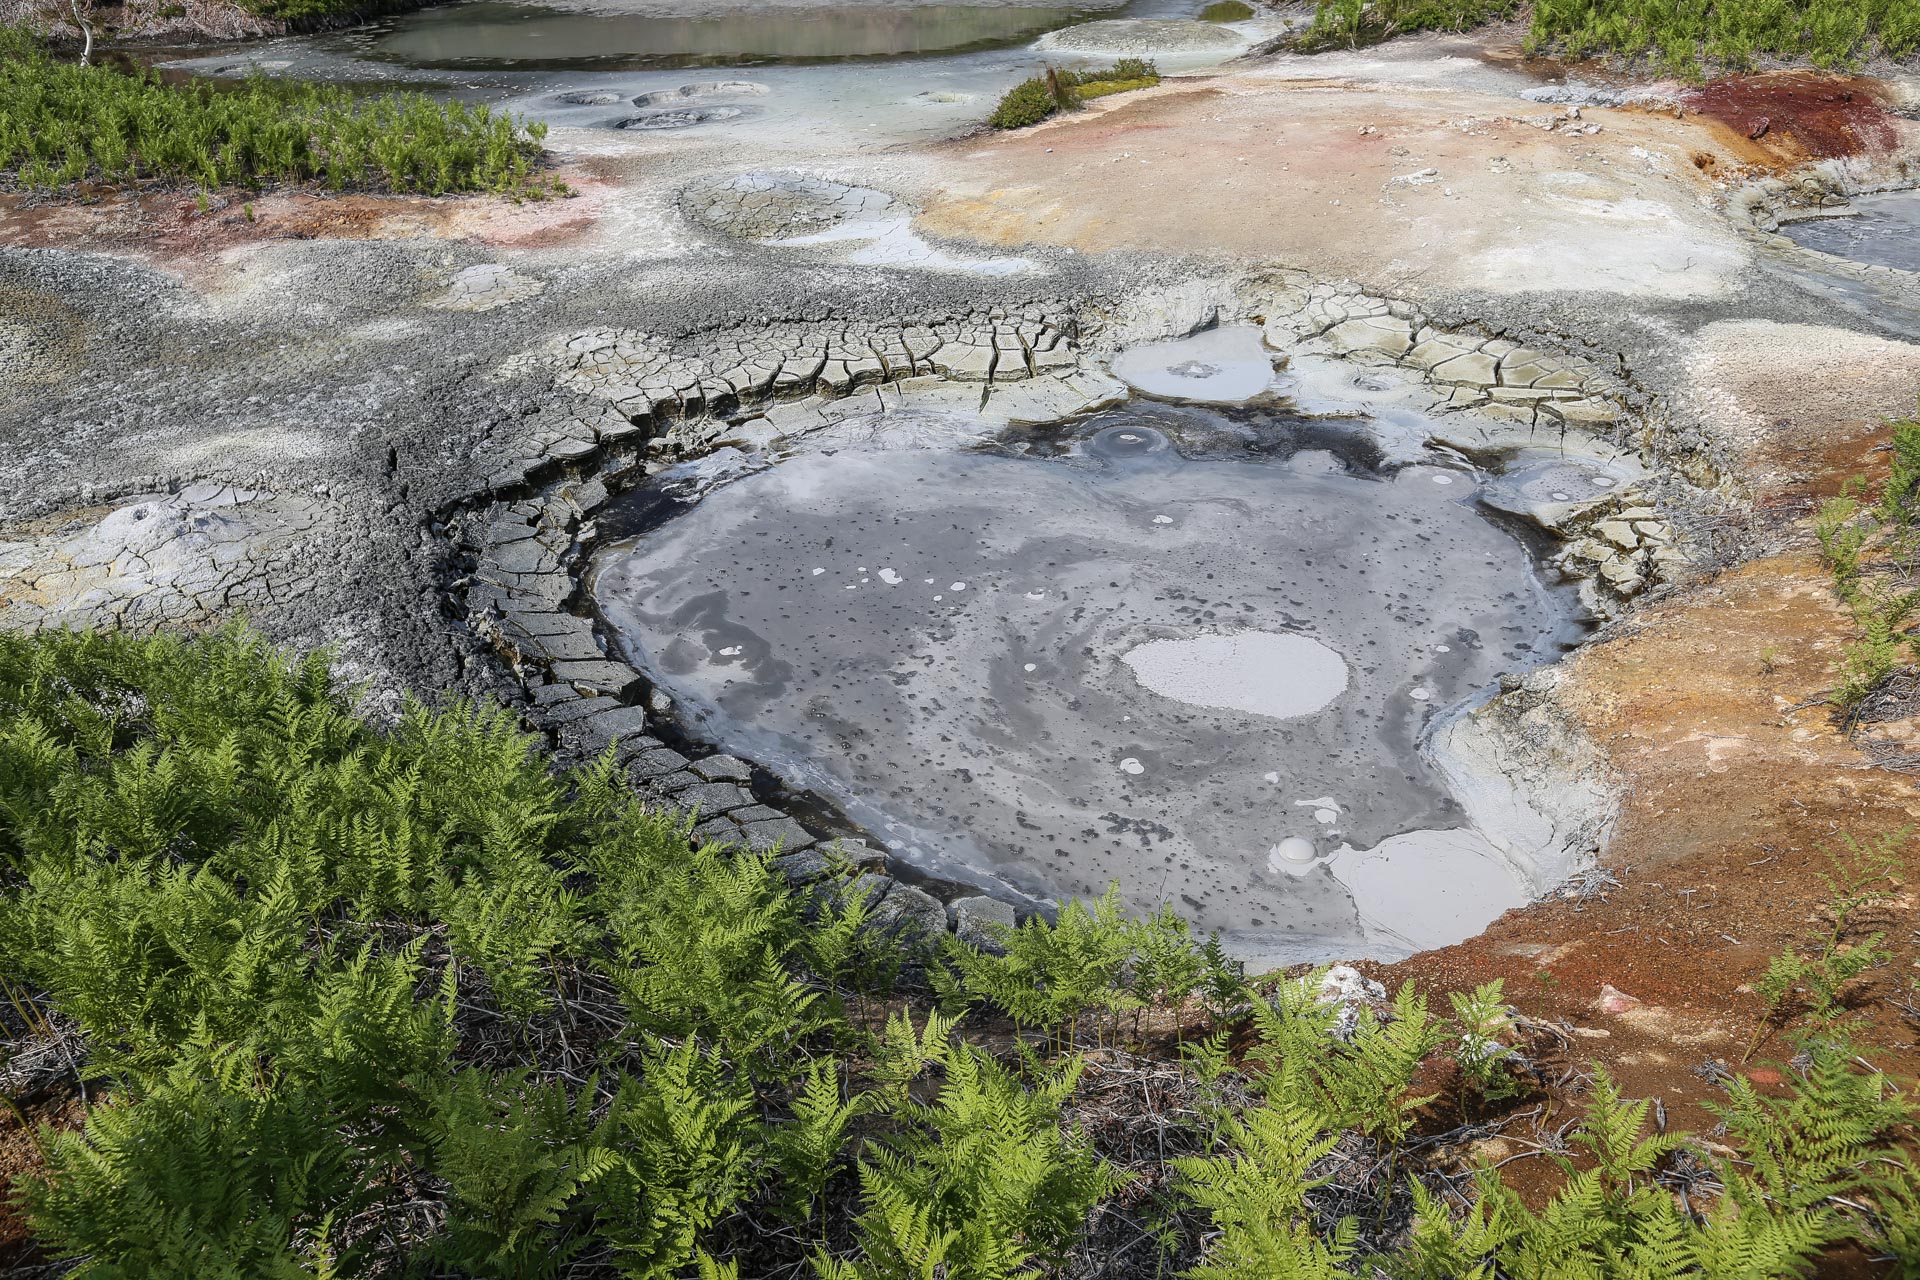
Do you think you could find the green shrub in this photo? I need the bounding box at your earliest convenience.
[1076,75,1161,101]
[0,25,557,195]
[986,59,1161,130]
[988,75,1066,129]
[1449,978,1524,1104]
[1307,0,1516,49]
[1305,0,1919,70]
[427,1070,614,1280]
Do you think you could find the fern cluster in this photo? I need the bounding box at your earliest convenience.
[1303,0,1920,73]
[6,626,1920,1277]
[1809,410,1920,719]
[0,627,1119,1278]
[0,25,560,197]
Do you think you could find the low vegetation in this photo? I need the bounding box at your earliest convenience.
[987,59,1161,130]
[1813,407,1920,722]
[1748,832,1904,1061]
[1198,0,1256,21]
[5,626,1920,1276]
[1306,0,1920,74]
[233,0,428,25]
[0,26,559,196]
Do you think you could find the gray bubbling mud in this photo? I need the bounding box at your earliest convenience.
[591,406,1586,962]
[1782,191,1920,273]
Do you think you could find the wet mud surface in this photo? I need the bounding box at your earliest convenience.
[592,404,1586,962]
[1782,190,1920,272]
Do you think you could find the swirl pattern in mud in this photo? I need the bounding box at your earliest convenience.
[591,404,1588,962]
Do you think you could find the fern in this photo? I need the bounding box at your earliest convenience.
[22,1045,377,1279]
[428,1070,616,1280]
[586,1039,761,1280]
[766,1056,866,1221]
[825,1040,1121,1279]
[1175,1063,1354,1279]
[947,886,1140,1047]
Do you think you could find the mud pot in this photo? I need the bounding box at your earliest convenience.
[9,0,1920,1230]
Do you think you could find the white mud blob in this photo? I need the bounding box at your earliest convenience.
[1123,631,1347,720]
[770,214,1036,276]
[618,106,749,129]
[426,262,546,312]
[632,81,772,107]
[682,170,1032,275]
[593,405,1582,961]
[1110,324,1281,403]
[1328,828,1528,955]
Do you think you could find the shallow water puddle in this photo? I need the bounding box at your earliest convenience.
[348,0,1124,70]
[592,406,1584,961]
[1782,191,1920,273]
[1110,325,1284,403]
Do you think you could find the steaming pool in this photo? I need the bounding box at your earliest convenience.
[590,400,1590,964]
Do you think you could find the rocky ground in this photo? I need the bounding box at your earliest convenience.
[5,17,1920,1205]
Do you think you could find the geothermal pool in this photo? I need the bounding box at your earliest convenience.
[591,404,1587,962]
[1782,191,1920,273]
[165,0,1278,149]
[346,0,1123,70]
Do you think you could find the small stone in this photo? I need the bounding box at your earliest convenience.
[692,817,741,848]
[1595,520,1639,551]
[823,872,892,915]
[612,734,665,764]
[675,782,755,816]
[869,883,949,942]
[1599,555,1646,594]
[562,703,653,757]
[651,770,704,794]
[548,437,598,462]
[820,838,886,871]
[571,478,610,515]
[542,696,621,725]
[1597,983,1642,1015]
[552,660,645,699]
[739,816,816,854]
[627,747,691,781]
[690,754,754,782]
[950,895,1017,953]
[772,848,834,885]
[529,683,577,707]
